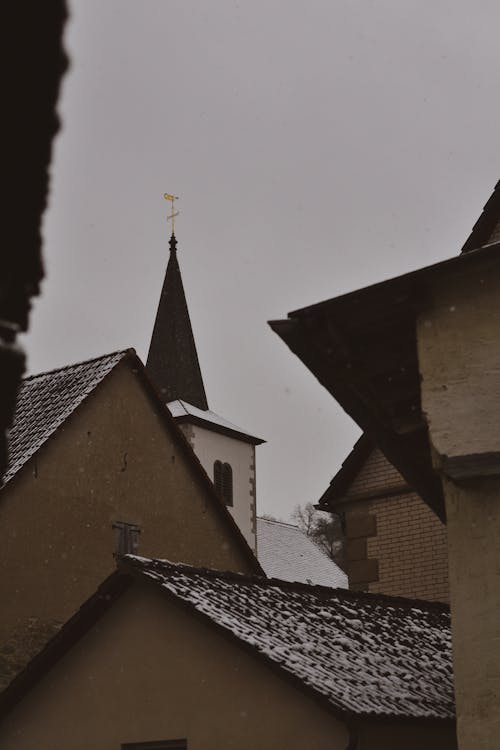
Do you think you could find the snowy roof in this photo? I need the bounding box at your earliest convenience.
[125,556,454,721]
[167,399,264,445]
[257,517,347,588]
[4,350,129,483]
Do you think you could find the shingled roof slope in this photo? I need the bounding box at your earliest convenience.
[256,517,347,588]
[127,556,454,721]
[4,350,129,484]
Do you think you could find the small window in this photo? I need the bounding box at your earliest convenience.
[214,460,233,507]
[122,741,186,750]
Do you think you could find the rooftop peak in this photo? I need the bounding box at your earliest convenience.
[146,209,208,410]
[169,233,177,254]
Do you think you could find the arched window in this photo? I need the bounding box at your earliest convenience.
[214,460,233,507]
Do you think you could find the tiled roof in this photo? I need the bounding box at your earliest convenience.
[256,517,347,588]
[168,399,264,445]
[4,351,129,484]
[126,556,454,721]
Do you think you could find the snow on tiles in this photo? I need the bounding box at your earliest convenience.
[124,555,454,720]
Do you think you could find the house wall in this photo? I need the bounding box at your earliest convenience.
[417,265,500,750]
[344,450,449,602]
[357,718,457,750]
[179,423,256,553]
[0,584,350,750]
[0,362,256,689]
[346,447,407,499]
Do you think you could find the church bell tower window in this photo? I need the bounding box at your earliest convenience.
[214,460,233,507]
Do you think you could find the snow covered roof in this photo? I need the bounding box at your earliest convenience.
[4,350,129,483]
[257,517,347,588]
[167,399,264,445]
[125,556,454,721]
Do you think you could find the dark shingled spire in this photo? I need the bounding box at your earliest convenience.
[146,234,208,410]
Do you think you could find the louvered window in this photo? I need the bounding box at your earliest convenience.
[214,460,233,507]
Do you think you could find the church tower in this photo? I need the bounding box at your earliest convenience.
[146,227,264,553]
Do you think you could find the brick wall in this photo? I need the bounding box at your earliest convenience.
[343,449,449,603]
[346,448,407,499]
[366,492,448,601]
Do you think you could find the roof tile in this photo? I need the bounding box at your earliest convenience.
[4,351,129,484]
[257,517,347,588]
[125,556,454,721]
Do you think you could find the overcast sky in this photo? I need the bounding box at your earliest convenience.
[24,1,500,520]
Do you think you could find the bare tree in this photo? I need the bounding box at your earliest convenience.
[291,502,317,536]
[292,503,345,568]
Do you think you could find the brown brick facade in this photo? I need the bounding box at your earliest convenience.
[342,448,449,602]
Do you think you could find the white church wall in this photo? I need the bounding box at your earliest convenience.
[179,423,256,552]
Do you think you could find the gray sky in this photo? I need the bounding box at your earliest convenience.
[24,0,500,520]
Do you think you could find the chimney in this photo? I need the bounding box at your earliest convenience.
[112,521,141,557]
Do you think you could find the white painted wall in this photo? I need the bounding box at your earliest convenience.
[178,423,256,552]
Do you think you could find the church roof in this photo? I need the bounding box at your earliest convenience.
[0,556,454,723]
[168,399,264,445]
[4,350,129,484]
[256,517,347,588]
[146,234,208,410]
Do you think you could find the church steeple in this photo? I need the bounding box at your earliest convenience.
[146,232,209,410]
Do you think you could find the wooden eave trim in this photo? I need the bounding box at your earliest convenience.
[317,434,373,507]
[269,318,446,522]
[285,239,500,321]
[173,413,265,446]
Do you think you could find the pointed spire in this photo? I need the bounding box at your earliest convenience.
[146,233,209,410]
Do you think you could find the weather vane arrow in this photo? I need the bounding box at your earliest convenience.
[164,193,180,236]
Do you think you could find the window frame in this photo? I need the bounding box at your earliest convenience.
[214,459,233,507]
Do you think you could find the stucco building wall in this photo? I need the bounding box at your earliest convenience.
[181,423,257,552]
[0,362,256,688]
[0,584,349,750]
[417,265,500,750]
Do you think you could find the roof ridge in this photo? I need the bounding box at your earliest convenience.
[257,516,298,529]
[123,555,450,612]
[23,348,134,382]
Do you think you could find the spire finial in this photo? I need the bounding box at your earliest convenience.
[164,193,179,238]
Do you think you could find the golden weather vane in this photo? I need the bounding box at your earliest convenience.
[164,193,179,235]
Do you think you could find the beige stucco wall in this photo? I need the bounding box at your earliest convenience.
[417,264,500,750]
[0,583,350,750]
[440,476,500,750]
[184,424,257,553]
[0,362,256,687]
[418,264,500,466]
